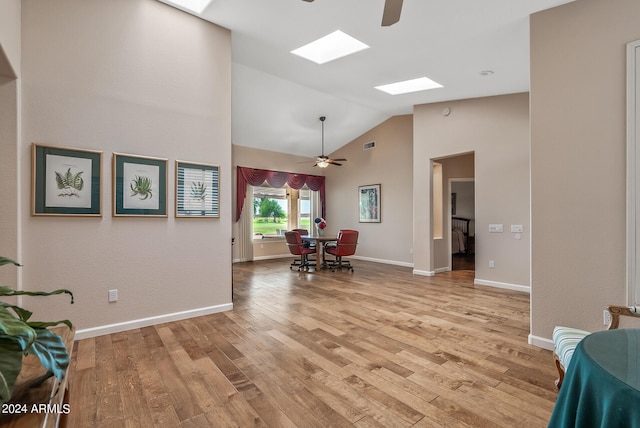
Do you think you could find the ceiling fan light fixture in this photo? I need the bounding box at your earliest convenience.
[317,159,330,168]
[375,76,443,95]
[290,30,370,65]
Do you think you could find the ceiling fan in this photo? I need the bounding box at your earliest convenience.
[302,0,403,27]
[311,116,347,168]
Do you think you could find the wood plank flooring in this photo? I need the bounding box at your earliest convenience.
[63,260,558,427]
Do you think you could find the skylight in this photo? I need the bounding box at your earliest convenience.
[162,0,212,14]
[291,30,370,65]
[375,77,443,95]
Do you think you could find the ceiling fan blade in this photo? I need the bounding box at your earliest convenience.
[302,0,314,2]
[330,162,343,166]
[331,159,347,162]
[381,0,403,26]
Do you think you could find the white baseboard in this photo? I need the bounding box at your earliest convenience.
[351,255,413,268]
[434,267,450,274]
[252,254,291,261]
[413,269,435,277]
[75,303,233,340]
[474,278,530,293]
[529,333,554,351]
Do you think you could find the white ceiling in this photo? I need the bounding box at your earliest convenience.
[163,0,574,158]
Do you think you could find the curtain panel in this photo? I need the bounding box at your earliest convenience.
[236,166,326,221]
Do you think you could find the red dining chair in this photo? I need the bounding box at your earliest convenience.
[289,229,314,268]
[324,229,358,272]
[285,231,316,271]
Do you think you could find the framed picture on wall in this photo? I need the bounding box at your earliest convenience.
[32,143,102,216]
[175,161,220,218]
[359,184,381,223]
[113,153,167,217]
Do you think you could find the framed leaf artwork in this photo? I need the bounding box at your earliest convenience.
[113,153,167,217]
[175,161,220,218]
[32,143,102,216]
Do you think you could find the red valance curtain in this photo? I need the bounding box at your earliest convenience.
[236,166,325,221]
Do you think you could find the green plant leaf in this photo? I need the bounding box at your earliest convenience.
[0,288,74,305]
[26,329,69,384]
[0,307,36,351]
[27,319,73,330]
[0,337,23,404]
[0,302,33,323]
[0,257,21,268]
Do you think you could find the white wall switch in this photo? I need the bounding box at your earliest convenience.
[489,260,495,268]
[511,224,524,233]
[489,224,503,233]
[108,289,118,302]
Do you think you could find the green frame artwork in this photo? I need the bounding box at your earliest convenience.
[32,143,102,216]
[113,153,168,217]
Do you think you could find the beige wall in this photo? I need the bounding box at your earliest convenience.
[413,94,531,290]
[0,0,20,77]
[530,0,640,344]
[326,115,414,266]
[18,0,232,337]
[0,0,21,291]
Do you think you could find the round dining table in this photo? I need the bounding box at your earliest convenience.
[548,328,640,427]
[301,234,337,269]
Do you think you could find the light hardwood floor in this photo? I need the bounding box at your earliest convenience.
[64,260,558,427]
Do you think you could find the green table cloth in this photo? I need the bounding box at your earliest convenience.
[548,329,640,427]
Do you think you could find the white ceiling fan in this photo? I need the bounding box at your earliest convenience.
[302,0,404,26]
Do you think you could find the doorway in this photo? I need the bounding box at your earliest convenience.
[450,179,475,271]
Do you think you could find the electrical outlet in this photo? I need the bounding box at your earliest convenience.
[108,289,118,303]
[603,309,611,326]
[489,260,495,268]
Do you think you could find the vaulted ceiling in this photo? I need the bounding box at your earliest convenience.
[161,0,574,158]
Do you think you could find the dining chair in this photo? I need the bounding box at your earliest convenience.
[324,229,358,272]
[552,304,640,388]
[285,231,316,271]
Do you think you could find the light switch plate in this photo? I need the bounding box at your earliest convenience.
[511,224,524,233]
[489,224,503,233]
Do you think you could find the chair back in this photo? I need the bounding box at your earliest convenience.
[333,229,359,256]
[292,229,309,236]
[285,231,304,256]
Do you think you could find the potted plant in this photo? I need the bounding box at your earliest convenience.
[0,256,74,404]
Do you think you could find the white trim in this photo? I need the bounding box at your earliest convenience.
[252,254,292,261]
[474,278,530,293]
[528,333,554,351]
[350,255,413,268]
[627,39,640,306]
[413,269,435,277]
[75,303,233,340]
[434,266,450,274]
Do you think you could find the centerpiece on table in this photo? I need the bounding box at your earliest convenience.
[314,217,327,236]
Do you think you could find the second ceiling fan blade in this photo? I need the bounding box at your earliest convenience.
[381,0,403,26]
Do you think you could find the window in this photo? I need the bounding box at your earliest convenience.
[252,186,312,239]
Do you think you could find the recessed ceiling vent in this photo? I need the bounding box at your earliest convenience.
[363,141,376,151]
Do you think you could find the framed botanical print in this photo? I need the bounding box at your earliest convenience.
[113,153,167,217]
[359,184,381,223]
[175,161,220,218]
[32,143,102,216]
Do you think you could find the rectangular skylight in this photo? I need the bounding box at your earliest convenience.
[375,77,443,95]
[162,0,212,14]
[291,30,370,65]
